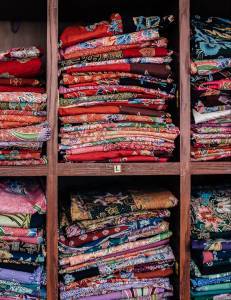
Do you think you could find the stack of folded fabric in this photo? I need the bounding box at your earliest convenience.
[58,13,179,163]
[191,184,231,299]
[191,16,231,161]
[0,46,51,165]
[59,187,178,299]
[0,178,46,299]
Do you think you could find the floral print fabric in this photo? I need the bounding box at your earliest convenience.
[191,185,231,299]
[58,13,179,163]
[0,178,46,299]
[191,16,231,161]
[0,44,50,165]
[59,184,178,299]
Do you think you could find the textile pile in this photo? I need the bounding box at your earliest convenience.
[190,185,231,299]
[0,47,51,165]
[0,178,46,299]
[58,14,179,163]
[191,16,231,161]
[59,187,178,299]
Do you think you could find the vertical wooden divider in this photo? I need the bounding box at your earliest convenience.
[179,0,191,299]
[46,0,58,299]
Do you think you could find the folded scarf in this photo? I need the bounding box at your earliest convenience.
[60,13,123,48]
[0,58,42,78]
[191,58,231,75]
[61,39,168,60]
[63,63,171,79]
[0,123,50,142]
[60,48,172,67]
[68,188,177,221]
[0,93,47,104]
[0,47,42,60]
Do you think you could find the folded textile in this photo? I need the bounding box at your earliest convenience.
[0,44,51,165]
[0,178,46,299]
[59,184,178,298]
[191,184,231,298]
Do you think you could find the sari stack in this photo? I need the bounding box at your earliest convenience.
[58,14,179,162]
[191,16,231,161]
[59,187,178,299]
[191,185,231,299]
[0,47,51,165]
[0,178,47,299]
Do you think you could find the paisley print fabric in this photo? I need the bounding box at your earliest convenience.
[191,185,231,299]
[0,179,46,299]
[58,13,179,163]
[191,16,231,161]
[59,184,178,298]
[0,44,50,165]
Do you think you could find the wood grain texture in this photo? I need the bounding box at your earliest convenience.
[0,166,48,176]
[57,162,180,176]
[179,0,191,299]
[191,162,231,174]
[46,0,59,299]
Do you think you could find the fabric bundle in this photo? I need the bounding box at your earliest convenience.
[191,16,231,161]
[190,185,231,299]
[0,46,51,165]
[59,186,178,299]
[0,178,46,299]
[58,14,179,163]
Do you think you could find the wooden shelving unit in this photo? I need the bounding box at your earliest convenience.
[0,0,230,299]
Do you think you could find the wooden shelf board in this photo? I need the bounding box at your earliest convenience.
[0,166,48,176]
[191,162,231,175]
[57,162,180,176]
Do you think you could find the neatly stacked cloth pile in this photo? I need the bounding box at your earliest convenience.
[0,46,51,165]
[58,14,179,163]
[191,185,231,299]
[191,16,231,161]
[0,178,46,299]
[59,187,178,299]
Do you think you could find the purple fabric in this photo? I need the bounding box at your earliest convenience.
[191,239,231,251]
[0,266,42,284]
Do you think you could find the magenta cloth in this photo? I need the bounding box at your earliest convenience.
[0,178,46,214]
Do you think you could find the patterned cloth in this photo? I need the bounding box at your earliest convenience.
[191,15,231,161]
[59,185,178,299]
[0,179,46,298]
[58,13,179,163]
[191,185,231,299]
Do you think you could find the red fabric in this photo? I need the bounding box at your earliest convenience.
[122,47,170,58]
[59,105,120,116]
[0,110,45,116]
[60,13,123,48]
[0,86,45,93]
[65,63,130,74]
[0,121,30,129]
[65,150,154,161]
[59,105,161,116]
[61,39,168,60]
[0,58,42,78]
[60,224,129,246]
[66,102,167,110]
[135,268,173,278]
